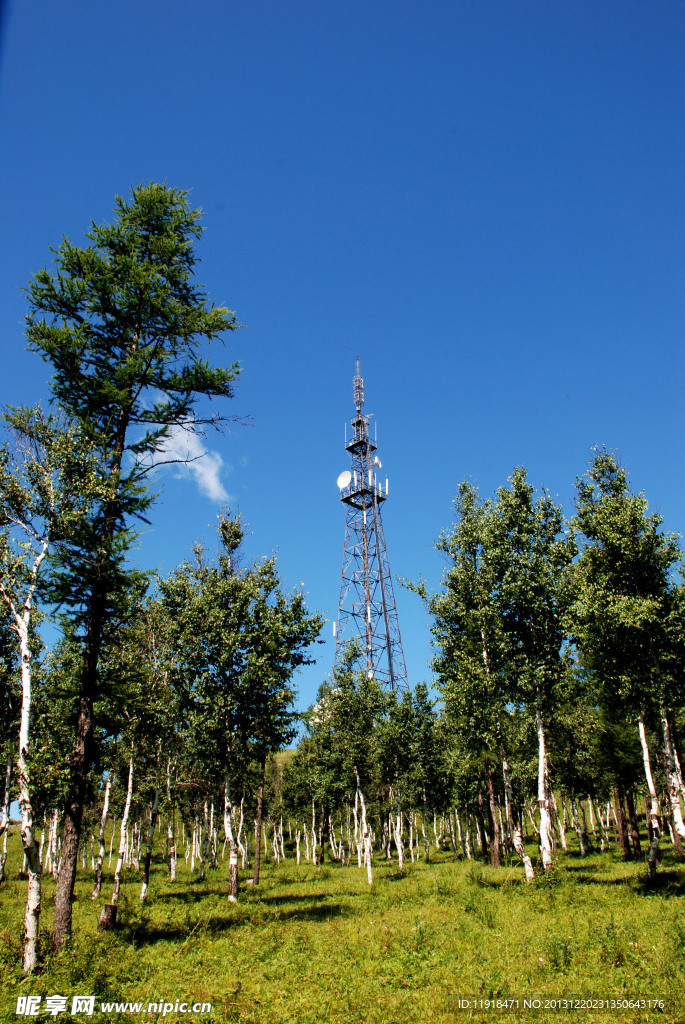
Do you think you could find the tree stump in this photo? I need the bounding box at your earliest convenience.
[97,903,117,931]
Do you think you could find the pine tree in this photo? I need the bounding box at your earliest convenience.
[23,183,241,947]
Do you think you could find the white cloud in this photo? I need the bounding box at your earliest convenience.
[153,423,230,502]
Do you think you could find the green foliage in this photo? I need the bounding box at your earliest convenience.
[571,446,682,713]
[160,510,323,796]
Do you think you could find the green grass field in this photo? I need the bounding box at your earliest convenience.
[1,831,684,1024]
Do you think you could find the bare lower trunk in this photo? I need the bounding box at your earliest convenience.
[638,714,661,879]
[502,756,534,880]
[112,743,134,904]
[252,762,265,885]
[536,700,553,871]
[17,622,42,972]
[166,760,176,880]
[0,749,11,883]
[224,777,239,902]
[570,795,586,857]
[625,789,643,861]
[393,796,404,870]
[140,785,160,901]
[661,710,685,854]
[91,775,111,899]
[355,769,373,884]
[484,763,500,867]
[475,789,488,863]
[613,779,632,860]
[198,802,208,881]
[54,632,100,949]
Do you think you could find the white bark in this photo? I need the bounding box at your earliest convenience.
[661,712,685,838]
[0,539,48,973]
[0,749,11,883]
[536,701,553,871]
[166,760,176,881]
[310,802,317,866]
[91,775,112,898]
[502,755,534,880]
[570,796,586,857]
[638,714,661,879]
[140,784,160,901]
[112,743,134,904]
[587,796,598,846]
[393,801,404,870]
[49,809,60,878]
[17,614,43,973]
[355,769,373,883]
[237,799,246,867]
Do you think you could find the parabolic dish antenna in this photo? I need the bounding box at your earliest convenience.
[337,470,352,489]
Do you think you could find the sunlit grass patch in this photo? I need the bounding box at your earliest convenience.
[0,831,683,1023]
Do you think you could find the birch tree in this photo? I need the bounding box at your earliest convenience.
[161,512,322,896]
[571,448,682,877]
[0,411,100,970]
[486,468,575,871]
[419,483,524,872]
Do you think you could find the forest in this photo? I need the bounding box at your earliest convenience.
[1,183,684,1024]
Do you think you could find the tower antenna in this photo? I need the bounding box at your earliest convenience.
[334,361,407,689]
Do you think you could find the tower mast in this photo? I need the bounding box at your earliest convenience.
[334,360,407,689]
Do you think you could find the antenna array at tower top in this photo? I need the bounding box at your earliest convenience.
[353,359,364,411]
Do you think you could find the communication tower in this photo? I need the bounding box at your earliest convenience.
[333,360,407,689]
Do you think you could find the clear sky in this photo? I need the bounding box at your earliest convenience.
[0,0,683,714]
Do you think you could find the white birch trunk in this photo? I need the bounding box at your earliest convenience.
[455,808,463,852]
[570,796,586,857]
[16,617,43,973]
[91,775,112,898]
[638,714,661,879]
[587,796,598,846]
[502,755,534,880]
[237,799,246,867]
[112,743,134,904]
[198,804,208,881]
[140,784,160,901]
[50,809,60,879]
[310,802,317,866]
[536,700,553,871]
[661,711,685,838]
[166,760,176,881]
[224,777,239,902]
[0,749,11,883]
[355,770,373,884]
[393,801,405,870]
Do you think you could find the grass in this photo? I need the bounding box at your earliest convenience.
[0,831,683,1023]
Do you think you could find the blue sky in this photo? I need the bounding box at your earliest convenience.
[0,0,683,714]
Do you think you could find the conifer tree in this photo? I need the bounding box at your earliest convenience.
[23,183,241,947]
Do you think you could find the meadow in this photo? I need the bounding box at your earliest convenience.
[1,829,684,1024]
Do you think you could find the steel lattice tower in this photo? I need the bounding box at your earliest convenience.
[333,361,407,689]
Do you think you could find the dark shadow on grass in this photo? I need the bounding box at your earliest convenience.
[265,902,348,922]
[567,871,685,896]
[153,888,227,903]
[252,892,328,906]
[116,901,349,947]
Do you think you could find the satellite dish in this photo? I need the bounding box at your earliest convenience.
[373,456,382,469]
[337,470,352,489]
